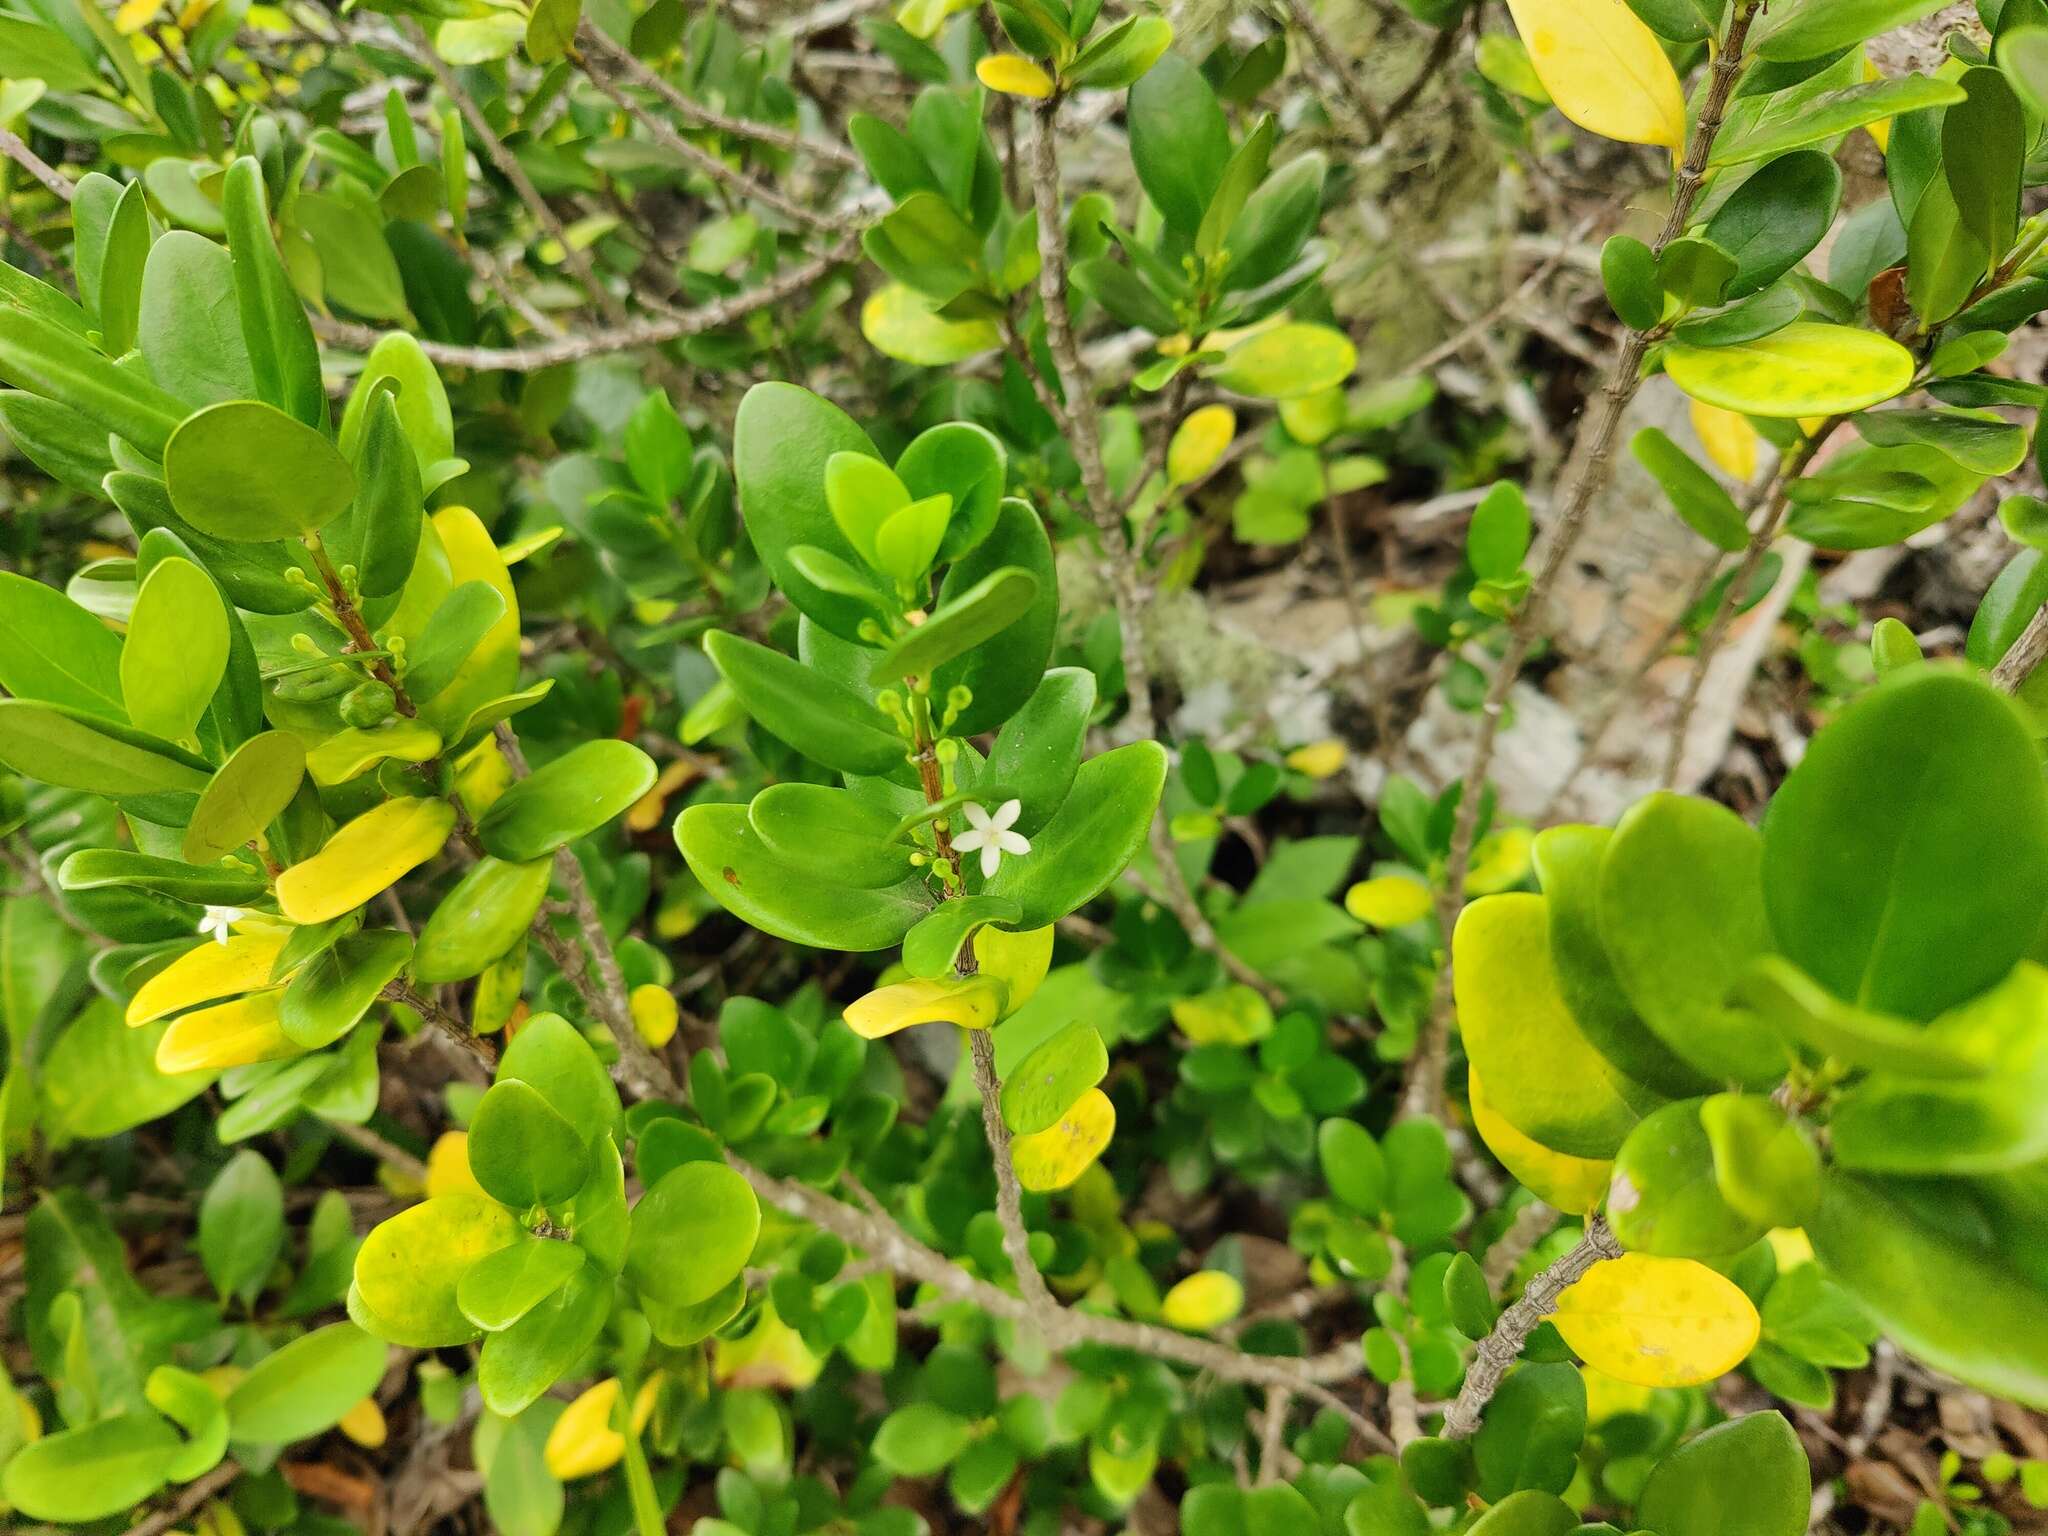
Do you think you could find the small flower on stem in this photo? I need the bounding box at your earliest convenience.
[198,906,246,945]
[953,799,1030,879]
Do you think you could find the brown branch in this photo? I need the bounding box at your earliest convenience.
[1409,0,1765,1121]
[310,239,854,370]
[1992,604,2048,693]
[122,1462,242,1536]
[968,1028,1056,1314]
[1285,0,1386,142]
[1442,1215,1621,1438]
[0,126,72,203]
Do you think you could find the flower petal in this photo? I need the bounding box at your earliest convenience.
[981,843,1002,879]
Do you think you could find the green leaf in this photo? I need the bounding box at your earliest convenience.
[870,566,1040,683]
[470,1079,592,1209]
[733,383,888,643]
[327,390,425,600]
[56,848,264,906]
[983,741,1167,928]
[0,305,187,454]
[1761,669,2048,1020]
[1126,50,1231,235]
[930,496,1059,735]
[0,569,126,720]
[0,1412,179,1522]
[225,1322,387,1444]
[1851,409,2028,475]
[1065,13,1174,89]
[1944,67,2024,266]
[681,801,936,949]
[477,1263,610,1417]
[1701,151,1842,300]
[1318,1118,1388,1216]
[1444,1251,1496,1339]
[164,400,356,542]
[457,1235,586,1332]
[1466,482,1531,581]
[1699,1092,1820,1228]
[1001,1021,1109,1135]
[476,739,659,863]
[1597,794,1787,1085]
[748,784,915,889]
[95,179,149,359]
[122,557,228,743]
[900,895,1022,978]
[974,666,1095,833]
[0,390,116,495]
[873,1402,973,1476]
[352,1192,524,1347]
[223,156,326,428]
[1609,1099,1768,1258]
[1711,75,1965,165]
[1473,1362,1584,1499]
[145,1366,228,1482]
[624,1161,761,1308]
[42,999,214,1141]
[1810,1171,2048,1409]
[1755,0,1950,60]
[1663,323,1914,418]
[1634,1412,1809,1536]
[704,629,905,777]
[198,1148,285,1305]
[414,856,551,985]
[497,1012,623,1149]
[404,581,507,705]
[1631,428,1749,552]
[1467,1492,1577,1536]
[280,929,413,1050]
[183,732,307,864]
[1602,234,1663,330]
[0,698,210,802]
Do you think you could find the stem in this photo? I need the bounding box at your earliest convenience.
[969,1027,1056,1313]
[1412,1,1763,1119]
[1993,604,2048,693]
[1442,1215,1622,1439]
[307,541,416,716]
[0,125,73,202]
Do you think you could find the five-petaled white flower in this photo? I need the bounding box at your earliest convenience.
[953,799,1030,879]
[198,905,245,945]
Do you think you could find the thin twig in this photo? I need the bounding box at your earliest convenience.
[1992,604,2048,693]
[402,18,627,324]
[121,1462,242,1536]
[1409,1,1764,1122]
[1442,1216,1622,1438]
[0,126,72,202]
[1482,1199,1557,1290]
[968,1028,1056,1314]
[310,239,855,370]
[1285,0,1386,142]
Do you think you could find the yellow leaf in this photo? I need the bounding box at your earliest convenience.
[1504,0,1687,149]
[715,1304,824,1390]
[631,984,678,1048]
[1345,874,1434,928]
[842,975,1009,1038]
[1467,825,1534,895]
[1279,388,1347,446]
[1766,1226,1813,1269]
[126,930,291,1026]
[156,990,301,1074]
[861,283,1000,366]
[1013,1087,1115,1192]
[176,0,218,27]
[276,796,456,925]
[1469,1067,1612,1214]
[306,719,442,787]
[1160,1270,1244,1331]
[972,924,1054,1012]
[1167,405,1237,488]
[1862,57,1892,153]
[115,0,163,32]
[976,54,1056,98]
[627,759,697,834]
[424,1131,483,1198]
[1285,739,1347,779]
[1690,399,1760,482]
[1171,984,1273,1045]
[544,1377,658,1480]
[1581,1363,1654,1421]
[337,1397,386,1448]
[1452,894,1656,1158]
[424,506,520,732]
[1552,1252,1762,1388]
[455,736,514,818]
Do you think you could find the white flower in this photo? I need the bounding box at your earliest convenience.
[198,905,246,945]
[953,799,1030,879]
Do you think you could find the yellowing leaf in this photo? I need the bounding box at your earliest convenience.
[426,505,520,731]
[337,1397,386,1448]
[1766,1226,1814,1269]
[1468,825,1535,895]
[1552,1252,1762,1388]
[1160,1270,1244,1331]
[424,1131,483,1198]
[1013,1087,1115,1192]
[1346,873,1434,928]
[1664,323,1916,419]
[1469,1067,1612,1213]
[1285,739,1347,779]
[842,975,1009,1038]
[1581,1363,1654,1421]
[715,1304,824,1390]
[1505,0,1687,149]
[1170,984,1274,1045]
[543,1377,658,1480]
[114,0,163,32]
[861,284,1000,366]
[976,54,1054,98]
[126,930,291,1026]
[972,923,1054,1012]
[156,990,301,1074]
[1690,399,1760,482]
[306,719,442,786]
[1862,57,1892,153]
[276,796,456,924]
[1167,405,1237,488]
[631,983,678,1048]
